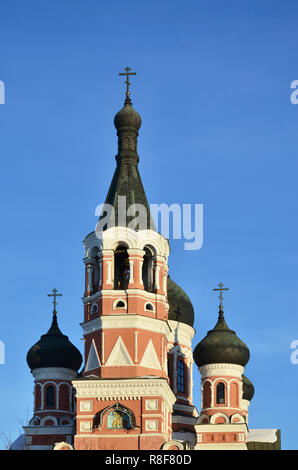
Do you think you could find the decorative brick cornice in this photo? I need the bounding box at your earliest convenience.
[32,367,78,381]
[80,314,171,337]
[199,363,244,379]
[72,378,176,410]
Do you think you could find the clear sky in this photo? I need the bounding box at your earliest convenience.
[0,0,297,450]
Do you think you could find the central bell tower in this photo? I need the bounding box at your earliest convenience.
[72,70,182,450]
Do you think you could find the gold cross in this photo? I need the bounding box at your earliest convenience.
[213,282,229,307]
[48,288,62,314]
[119,66,136,97]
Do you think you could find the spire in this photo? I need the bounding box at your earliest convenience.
[98,68,156,232]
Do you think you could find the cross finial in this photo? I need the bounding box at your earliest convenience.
[213,282,229,307]
[48,288,63,315]
[119,66,136,102]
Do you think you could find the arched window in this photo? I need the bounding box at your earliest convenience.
[45,385,55,408]
[203,381,212,409]
[90,303,98,315]
[177,359,186,394]
[145,302,154,311]
[216,382,225,404]
[142,247,154,292]
[35,384,42,410]
[90,247,100,291]
[114,245,130,290]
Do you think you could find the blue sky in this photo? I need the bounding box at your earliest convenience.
[0,0,297,449]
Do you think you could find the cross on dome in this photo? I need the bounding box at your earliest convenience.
[119,66,136,101]
[47,288,63,315]
[213,282,229,308]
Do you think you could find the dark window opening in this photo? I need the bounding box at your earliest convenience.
[45,385,55,408]
[177,359,185,394]
[142,247,154,292]
[145,303,154,311]
[114,246,130,290]
[216,382,225,404]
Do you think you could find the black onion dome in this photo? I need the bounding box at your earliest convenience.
[114,96,142,131]
[242,374,255,401]
[193,305,250,368]
[167,276,195,327]
[26,313,83,372]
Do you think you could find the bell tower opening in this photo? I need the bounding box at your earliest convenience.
[216,382,225,404]
[142,246,154,292]
[114,245,130,290]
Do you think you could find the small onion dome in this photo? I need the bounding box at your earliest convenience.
[193,305,250,368]
[26,313,83,372]
[242,374,255,402]
[114,95,142,131]
[167,276,195,327]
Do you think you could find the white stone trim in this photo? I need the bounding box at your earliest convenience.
[145,399,158,411]
[230,413,245,423]
[162,440,185,450]
[72,378,176,410]
[99,227,170,259]
[154,266,160,290]
[23,425,74,436]
[40,415,58,426]
[134,331,139,362]
[173,403,196,413]
[209,412,229,424]
[105,336,134,366]
[81,314,171,337]
[106,260,112,285]
[195,423,247,433]
[82,288,166,304]
[241,398,250,412]
[32,368,77,381]
[85,339,101,371]
[80,421,93,433]
[139,339,161,370]
[129,260,134,284]
[53,441,73,450]
[199,363,244,379]
[145,419,158,431]
[102,332,105,364]
[197,413,209,424]
[172,415,196,425]
[167,321,195,349]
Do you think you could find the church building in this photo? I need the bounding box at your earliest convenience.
[23,69,281,451]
